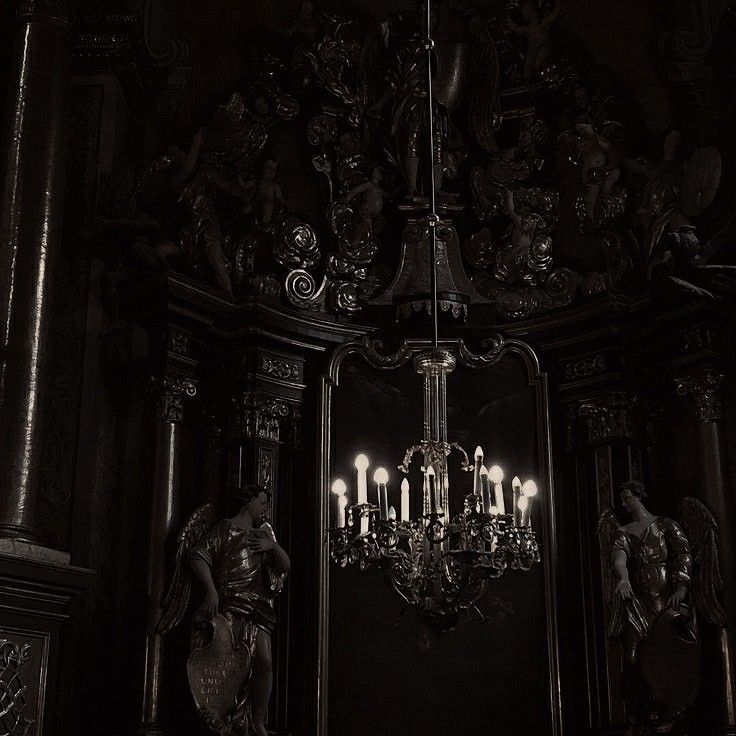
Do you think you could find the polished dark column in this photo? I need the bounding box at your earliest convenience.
[676,368,736,735]
[137,375,197,735]
[0,0,73,540]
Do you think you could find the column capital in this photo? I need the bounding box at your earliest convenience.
[675,368,726,423]
[17,0,72,26]
[149,375,197,423]
[576,391,654,447]
[229,391,292,443]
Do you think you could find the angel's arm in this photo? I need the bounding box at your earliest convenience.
[345,181,371,201]
[271,542,291,573]
[274,183,286,205]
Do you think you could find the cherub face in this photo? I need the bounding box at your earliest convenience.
[254,96,270,115]
[262,160,278,179]
[520,1,538,21]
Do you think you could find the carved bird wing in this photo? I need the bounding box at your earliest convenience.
[680,497,727,627]
[466,18,501,154]
[157,503,216,636]
[597,509,624,637]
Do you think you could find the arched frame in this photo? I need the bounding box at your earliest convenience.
[315,335,562,736]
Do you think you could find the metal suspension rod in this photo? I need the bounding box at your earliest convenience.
[424,0,439,348]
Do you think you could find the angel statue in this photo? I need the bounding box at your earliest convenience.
[158,485,290,736]
[369,0,501,197]
[624,132,736,298]
[598,481,726,735]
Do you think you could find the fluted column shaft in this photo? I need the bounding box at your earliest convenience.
[676,369,736,735]
[138,376,196,734]
[0,0,73,540]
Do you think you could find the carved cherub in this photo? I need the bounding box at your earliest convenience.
[507,0,561,82]
[242,159,286,226]
[342,167,390,250]
[599,482,726,735]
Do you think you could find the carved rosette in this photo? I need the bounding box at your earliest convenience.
[150,376,198,423]
[229,392,291,443]
[675,369,725,423]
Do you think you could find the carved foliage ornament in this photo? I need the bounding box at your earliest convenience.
[150,376,198,423]
[675,369,725,422]
[0,640,34,736]
[577,392,658,446]
[229,392,290,443]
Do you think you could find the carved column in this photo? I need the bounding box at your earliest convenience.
[566,390,657,731]
[137,375,197,735]
[0,0,73,540]
[675,368,736,735]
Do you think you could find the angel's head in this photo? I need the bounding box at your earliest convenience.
[262,159,279,180]
[235,484,271,522]
[619,480,648,515]
[520,1,541,22]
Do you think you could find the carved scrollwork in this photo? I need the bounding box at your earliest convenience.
[457,337,506,368]
[360,338,414,369]
[274,218,321,269]
[0,639,34,736]
[230,392,291,443]
[150,376,198,423]
[284,269,327,311]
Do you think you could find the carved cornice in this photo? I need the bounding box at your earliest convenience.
[18,0,71,26]
[675,368,725,422]
[150,376,197,423]
[229,391,291,443]
[575,392,660,447]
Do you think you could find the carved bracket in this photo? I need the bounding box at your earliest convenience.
[150,375,198,423]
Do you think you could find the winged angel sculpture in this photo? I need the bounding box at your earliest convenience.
[157,485,290,736]
[598,481,726,735]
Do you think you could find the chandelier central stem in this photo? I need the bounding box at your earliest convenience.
[424,0,439,348]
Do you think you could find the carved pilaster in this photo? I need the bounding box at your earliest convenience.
[675,368,725,422]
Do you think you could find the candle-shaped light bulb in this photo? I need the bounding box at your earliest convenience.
[374,466,389,519]
[473,446,484,498]
[337,495,348,528]
[426,465,436,477]
[488,465,504,484]
[374,467,389,485]
[355,453,369,534]
[489,465,505,514]
[512,476,522,526]
[518,495,531,527]
[388,506,397,521]
[480,465,492,515]
[331,479,347,496]
[401,478,410,522]
[522,480,538,497]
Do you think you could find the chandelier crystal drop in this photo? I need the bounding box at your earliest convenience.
[327,0,541,631]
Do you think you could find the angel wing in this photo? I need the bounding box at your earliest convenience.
[201,93,269,179]
[466,18,501,154]
[680,497,727,627]
[157,503,216,635]
[597,509,624,637]
[129,154,177,211]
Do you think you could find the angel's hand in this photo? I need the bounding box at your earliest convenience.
[668,586,687,609]
[616,579,633,599]
[204,589,219,618]
[247,529,275,553]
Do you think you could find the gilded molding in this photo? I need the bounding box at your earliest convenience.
[675,368,725,422]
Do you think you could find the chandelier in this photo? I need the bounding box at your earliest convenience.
[327,0,541,632]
